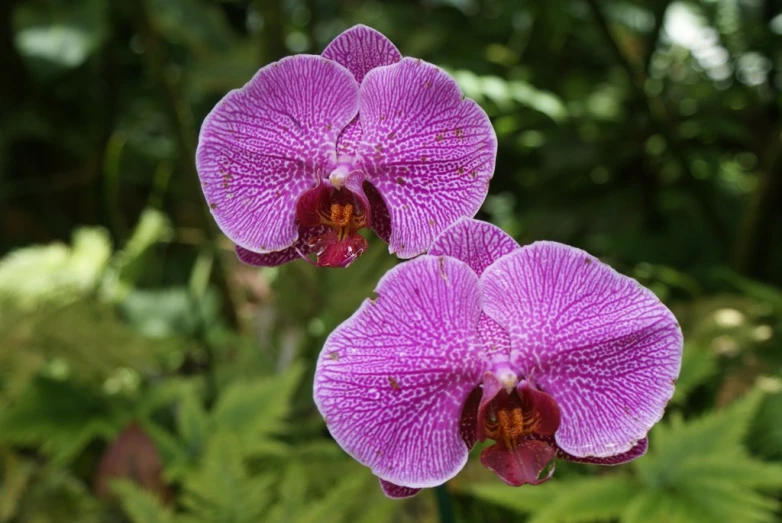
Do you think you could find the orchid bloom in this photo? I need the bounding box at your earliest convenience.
[196,25,496,268]
[314,219,682,498]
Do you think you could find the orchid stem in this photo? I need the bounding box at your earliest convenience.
[434,485,455,523]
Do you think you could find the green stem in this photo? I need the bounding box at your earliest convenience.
[435,484,455,523]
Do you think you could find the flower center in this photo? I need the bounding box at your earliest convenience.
[296,184,369,267]
[472,375,562,486]
[318,200,366,240]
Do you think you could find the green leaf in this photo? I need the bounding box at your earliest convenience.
[670,342,718,404]
[211,364,303,451]
[0,227,111,309]
[181,432,273,523]
[112,480,175,523]
[0,377,127,465]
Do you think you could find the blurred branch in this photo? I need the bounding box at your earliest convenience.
[642,0,671,74]
[133,0,246,330]
[258,0,286,64]
[586,0,729,247]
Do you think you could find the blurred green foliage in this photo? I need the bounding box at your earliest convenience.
[0,0,781,522]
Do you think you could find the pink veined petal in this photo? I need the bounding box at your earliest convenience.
[314,256,485,489]
[429,218,519,276]
[379,479,421,499]
[235,225,330,267]
[357,58,497,258]
[322,24,402,83]
[323,25,401,160]
[480,242,682,458]
[196,55,359,253]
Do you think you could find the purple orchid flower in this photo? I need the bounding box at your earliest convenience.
[196,25,496,268]
[314,218,682,497]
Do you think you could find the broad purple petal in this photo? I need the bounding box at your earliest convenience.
[314,256,485,488]
[379,479,421,499]
[480,242,682,458]
[429,218,519,276]
[357,58,497,258]
[322,24,402,83]
[196,55,359,253]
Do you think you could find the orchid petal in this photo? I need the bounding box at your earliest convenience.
[235,226,329,267]
[558,437,648,465]
[196,55,359,253]
[379,479,421,499]
[429,218,519,276]
[481,242,682,458]
[314,256,485,488]
[357,58,497,258]
[322,24,402,83]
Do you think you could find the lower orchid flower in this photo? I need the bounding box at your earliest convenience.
[314,218,682,497]
[196,25,496,268]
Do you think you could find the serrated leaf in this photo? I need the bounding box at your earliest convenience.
[112,480,174,523]
[211,364,303,450]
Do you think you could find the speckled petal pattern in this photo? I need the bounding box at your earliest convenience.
[196,55,359,253]
[480,242,682,458]
[314,256,485,488]
[429,218,519,276]
[357,58,497,258]
[322,24,402,83]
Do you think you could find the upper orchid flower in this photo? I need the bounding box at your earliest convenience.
[196,25,496,268]
[314,219,682,497]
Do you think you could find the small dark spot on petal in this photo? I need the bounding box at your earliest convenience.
[396,110,402,117]
[428,219,435,227]
[438,257,449,282]
[671,377,677,385]
[461,94,466,100]
[227,193,234,199]
[436,133,444,142]
[585,258,592,264]
[454,128,464,138]
[329,352,340,361]
[396,177,405,186]
[387,132,396,139]
[470,170,477,179]
[380,115,386,121]
[275,191,281,198]
[421,156,428,162]
[375,144,383,152]
[424,80,431,88]
[326,123,332,130]
[222,182,229,189]
[388,376,400,390]
[458,167,465,175]
[209,203,218,209]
